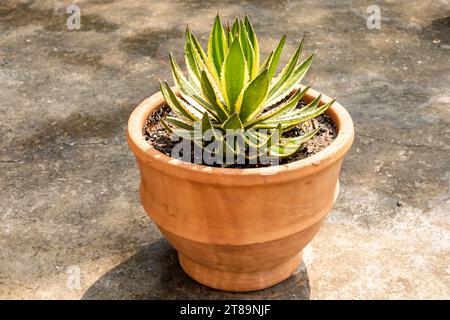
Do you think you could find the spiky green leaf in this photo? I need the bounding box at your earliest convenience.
[287,94,321,118]
[239,19,255,79]
[268,39,303,97]
[239,69,269,122]
[160,81,199,121]
[166,116,194,131]
[260,51,274,73]
[255,99,335,129]
[268,142,302,158]
[284,127,320,145]
[223,112,243,130]
[244,16,260,77]
[170,53,223,117]
[159,117,173,133]
[268,33,286,80]
[221,37,248,112]
[201,112,213,133]
[208,15,227,77]
[245,86,310,127]
[231,18,240,37]
[200,70,228,121]
[267,52,315,106]
[188,30,208,64]
[184,40,201,88]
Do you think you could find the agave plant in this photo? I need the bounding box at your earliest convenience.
[159,15,334,165]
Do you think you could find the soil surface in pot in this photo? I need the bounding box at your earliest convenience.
[143,101,337,168]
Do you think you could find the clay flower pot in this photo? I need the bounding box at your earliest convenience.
[127,87,354,292]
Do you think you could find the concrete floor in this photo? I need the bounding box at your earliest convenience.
[1,0,449,299]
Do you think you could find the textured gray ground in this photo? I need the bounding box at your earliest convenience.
[0,0,449,299]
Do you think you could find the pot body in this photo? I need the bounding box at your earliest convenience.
[127,88,354,291]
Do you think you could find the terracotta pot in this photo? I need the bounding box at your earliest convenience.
[127,87,354,292]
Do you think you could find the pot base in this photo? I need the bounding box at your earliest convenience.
[178,252,302,292]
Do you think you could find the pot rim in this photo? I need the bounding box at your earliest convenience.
[127,86,354,183]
